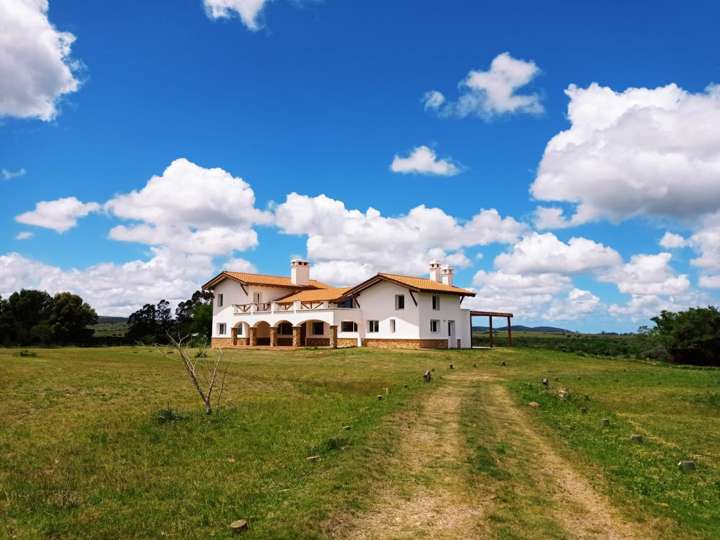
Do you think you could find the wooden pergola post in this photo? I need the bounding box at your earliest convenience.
[489,315,494,348]
[507,316,512,347]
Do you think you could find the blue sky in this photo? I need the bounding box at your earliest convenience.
[2,0,720,331]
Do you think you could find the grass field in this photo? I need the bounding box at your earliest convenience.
[1,346,719,538]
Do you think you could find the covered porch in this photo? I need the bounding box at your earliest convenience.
[469,310,513,348]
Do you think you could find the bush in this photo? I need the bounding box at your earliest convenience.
[652,307,720,365]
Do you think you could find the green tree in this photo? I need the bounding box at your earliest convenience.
[126,303,158,344]
[652,306,720,365]
[48,292,98,344]
[7,290,54,345]
[175,290,213,339]
[0,296,14,345]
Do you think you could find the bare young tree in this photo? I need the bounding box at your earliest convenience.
[168,334,228,415]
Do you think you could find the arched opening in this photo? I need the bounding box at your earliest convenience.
[231,321,249,346]
[273,320,294,346]
[297,319,330,347]
[253,321,272,346]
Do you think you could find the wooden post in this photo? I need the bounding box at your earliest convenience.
[248,326,256,347]
[231,326,237,346]
[270,326,277,347]
[507,316,512,347]
[489,316,494,348]
[330,325,337,349]
[292,326,301,347]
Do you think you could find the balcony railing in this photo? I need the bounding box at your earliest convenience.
[232,302,358,315]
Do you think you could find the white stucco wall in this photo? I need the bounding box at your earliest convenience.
[351,280,421,339]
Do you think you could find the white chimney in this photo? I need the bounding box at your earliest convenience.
[441,265,454,286]
[291,258,310,285]
[429,260,441,282]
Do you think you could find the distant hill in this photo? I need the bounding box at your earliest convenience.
[473,325,573,333]
[97,316,128,324]
[92,316,128,337]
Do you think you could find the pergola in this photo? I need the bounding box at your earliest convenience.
[470,310,513,347]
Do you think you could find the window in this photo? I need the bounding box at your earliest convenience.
[278,322,293,336]
[312,322,324,335]
[217,323,227,335]
[253,292,261,304]
[337,297,353,308]
[432,294,440,310]
[341,321,358,332]
[236,325,243,336]
[395,294,405,310]
[430,319,439,333]
[368,320,379,333]
[390,319,396,333]
[217,293,224,307]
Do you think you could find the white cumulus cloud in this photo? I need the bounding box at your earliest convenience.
[659,232,688,249]
[0,0,81,120]
[105,158,270,256]
[425,52,543,119]
[203,0,269,30]
[494,232,621,275]
[275,193,526,284]
[2,168,27,180]
[531,82,720,226]
[15,196,100,233]
[390,145,461,177]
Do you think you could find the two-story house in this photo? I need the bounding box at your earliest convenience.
[203,259,511,349]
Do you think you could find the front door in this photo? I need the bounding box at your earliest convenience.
[447,320,455,348]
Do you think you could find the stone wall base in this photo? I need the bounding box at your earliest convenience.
[211,337,234,348]
[337,338,357,348]
[305,337,330,347]
[363,338,448,349]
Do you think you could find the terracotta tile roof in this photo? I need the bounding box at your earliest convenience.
[275,287,351,304]
[202,271,329,290]
[377,273,476,296]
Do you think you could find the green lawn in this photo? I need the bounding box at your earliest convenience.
[1,346,719,538]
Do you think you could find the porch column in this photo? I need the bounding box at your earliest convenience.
[270,326,277,347]
[249,326,256,347]
[507,316,512,347]
[292,326,301,347]
[330,325,337,349]
[489,316,494,348]
[231,327,237,347]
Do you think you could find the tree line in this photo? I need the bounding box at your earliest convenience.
[0,289,213,346]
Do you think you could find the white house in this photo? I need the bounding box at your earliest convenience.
[203,259,512,349]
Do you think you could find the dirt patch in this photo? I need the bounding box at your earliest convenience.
[334,376,490,539]
[487,384,642,539]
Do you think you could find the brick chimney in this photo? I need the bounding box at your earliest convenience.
[429,260,442,282]
[441,265,454,286]
[291,259,310,285]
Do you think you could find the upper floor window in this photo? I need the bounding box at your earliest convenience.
[217,293,224,307]
[432,294,440,310]
[341,321,358,332]
[390,319,396,333]
[368,320,379,333]
[312,322,324,335]
[217,323,227,335]
[253,292,261,304]
[430,319,439,333]
[395,294,405,310]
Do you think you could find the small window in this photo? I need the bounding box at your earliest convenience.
[217,323,227,335]
[395,294,405,310]
[432,294,440,310]
[368,320,379,333]
[312,321,324,335]
[236,325,243,336]
[341,321,358,332]
[253,292,261,304]
[390,319,396,333]
[430,319,439,333]
[217,293,224,307]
